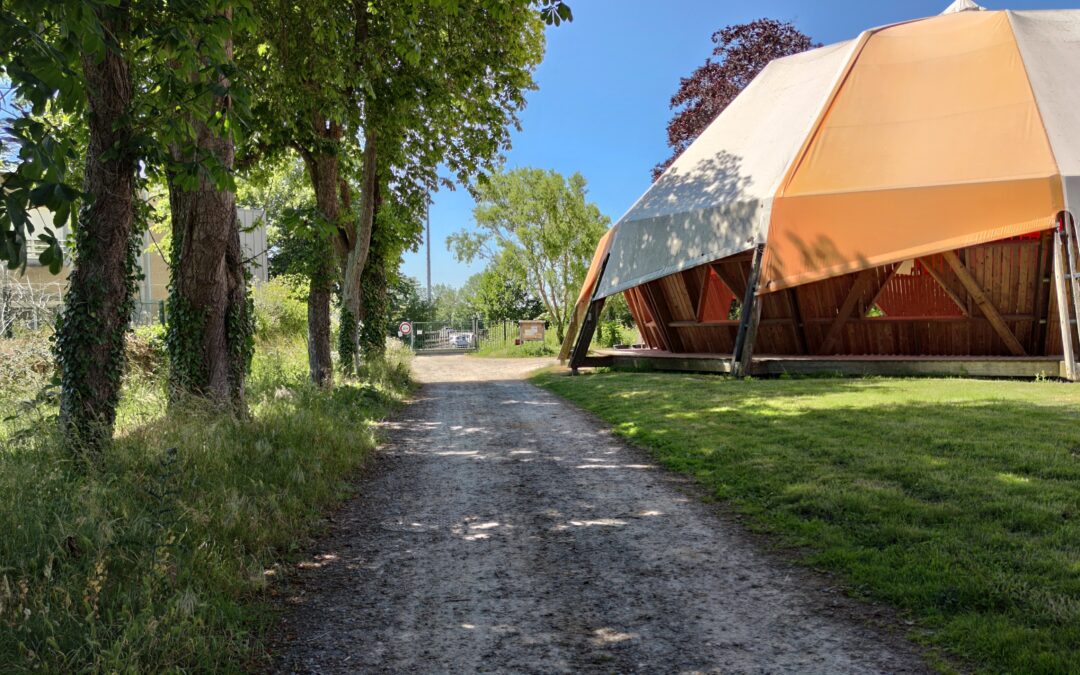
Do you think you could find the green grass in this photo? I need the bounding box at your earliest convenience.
[473,319,639,358]
[533,370,1080,674]
[474,320,562,358]
[474,340,558,358]
[0,332,411,672]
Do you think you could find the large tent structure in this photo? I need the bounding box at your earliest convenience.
[564,3,1080,380]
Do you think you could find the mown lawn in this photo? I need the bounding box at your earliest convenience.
[533,370,1080,674]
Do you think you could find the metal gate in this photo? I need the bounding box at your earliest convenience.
[405,319,481,352]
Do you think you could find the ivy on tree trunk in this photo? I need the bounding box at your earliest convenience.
[359,181,389,362]
[166,179,253,408]
[165,25,253,409]
[56,6,139,451]
[300,122,343,387]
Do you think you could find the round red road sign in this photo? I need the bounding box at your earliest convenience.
[398,321,413,336]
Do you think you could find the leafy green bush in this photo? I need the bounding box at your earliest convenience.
[360,338,413,391]
[252,275,308,340]
[0,336,53,391]
[126,324,168,379]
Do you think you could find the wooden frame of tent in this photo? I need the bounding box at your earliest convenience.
[566,212,1080,380]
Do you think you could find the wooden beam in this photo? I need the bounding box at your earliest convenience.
[624,287,658,349]
[1032,231,1053,354]
[680,268,704,321]
[735,294,763,377]
[942,250,1027,356]
[558,300,588,363]
[916,256,971,317]
[602,352,1066,379]
[711,262,748,300]
[1051,229,1077,380]
[671,314,1038,329]
[641,281,685,353]
[817,264,899,355]
[787,288,808,355]
[562,252,610,363]
[569,298,606,371]
[695,267,712,323]
[731,244,765,376]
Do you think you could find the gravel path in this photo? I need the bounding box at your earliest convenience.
[272,355,928,674]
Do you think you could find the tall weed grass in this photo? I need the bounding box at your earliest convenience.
[0,317,411,671]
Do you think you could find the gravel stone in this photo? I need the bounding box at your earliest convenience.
[271,355,929,674]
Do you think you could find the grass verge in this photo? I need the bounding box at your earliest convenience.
[533,369,1080,674]
[473,340,557,358]
[0,332,411,672]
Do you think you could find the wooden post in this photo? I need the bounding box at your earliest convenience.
[561,253,610,363]
[1063,213,1080,354]
[942,250,1027,356]
[1031,231,1053,354]
[731,244,765,376]
[1052,221,1078,380]
[569,298,605,373]
[786,289,808,355]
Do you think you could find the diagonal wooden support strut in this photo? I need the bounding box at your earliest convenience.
[915,257,970,317]
[817,263,899,355]
[731,244,766,376]
[941,250,1027,356]
[569,297,606,372]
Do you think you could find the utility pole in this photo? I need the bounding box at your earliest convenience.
[426,195,432,304]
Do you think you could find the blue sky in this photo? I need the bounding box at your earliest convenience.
[402,0,1077,288]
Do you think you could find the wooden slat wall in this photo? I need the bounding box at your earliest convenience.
[875,268,964,317]
[624,236,1068,357]
[698,267,736,322]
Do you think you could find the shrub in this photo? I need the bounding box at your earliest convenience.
[126,324,168,380]
[0,336,53,391]
[360,338,414,391]
[252,276,308,340]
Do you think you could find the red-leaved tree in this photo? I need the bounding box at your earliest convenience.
[653,18,818,180]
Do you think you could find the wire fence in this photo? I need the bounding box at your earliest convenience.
[1,283,166,338]
[477,320,561,351]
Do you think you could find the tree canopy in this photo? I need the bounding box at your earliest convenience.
[0,0,573,447]
[653,18,817,179]
[448,167,608,342]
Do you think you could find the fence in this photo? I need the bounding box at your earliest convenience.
[1,294,166,337]
[476,319,559,352]
[391,319,567,354]
[402,320,482,351]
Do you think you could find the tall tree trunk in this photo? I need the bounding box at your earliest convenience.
[57,6,137,450]
[359,252,388,361]
[166,23,251,408]
[340,130,377,328]
[308,255,335,387]
[302,125,342,387]
[166,179,250,406]
[359,180,387,361]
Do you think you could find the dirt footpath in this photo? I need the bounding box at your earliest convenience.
[272,355,928,674]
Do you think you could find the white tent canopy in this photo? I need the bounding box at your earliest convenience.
[592,7,1080,301]
[942,0,986,13]
[594,39,858,298]
[1010,11,1080,212]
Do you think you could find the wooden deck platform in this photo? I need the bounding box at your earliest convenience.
[591,349,1067,379]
